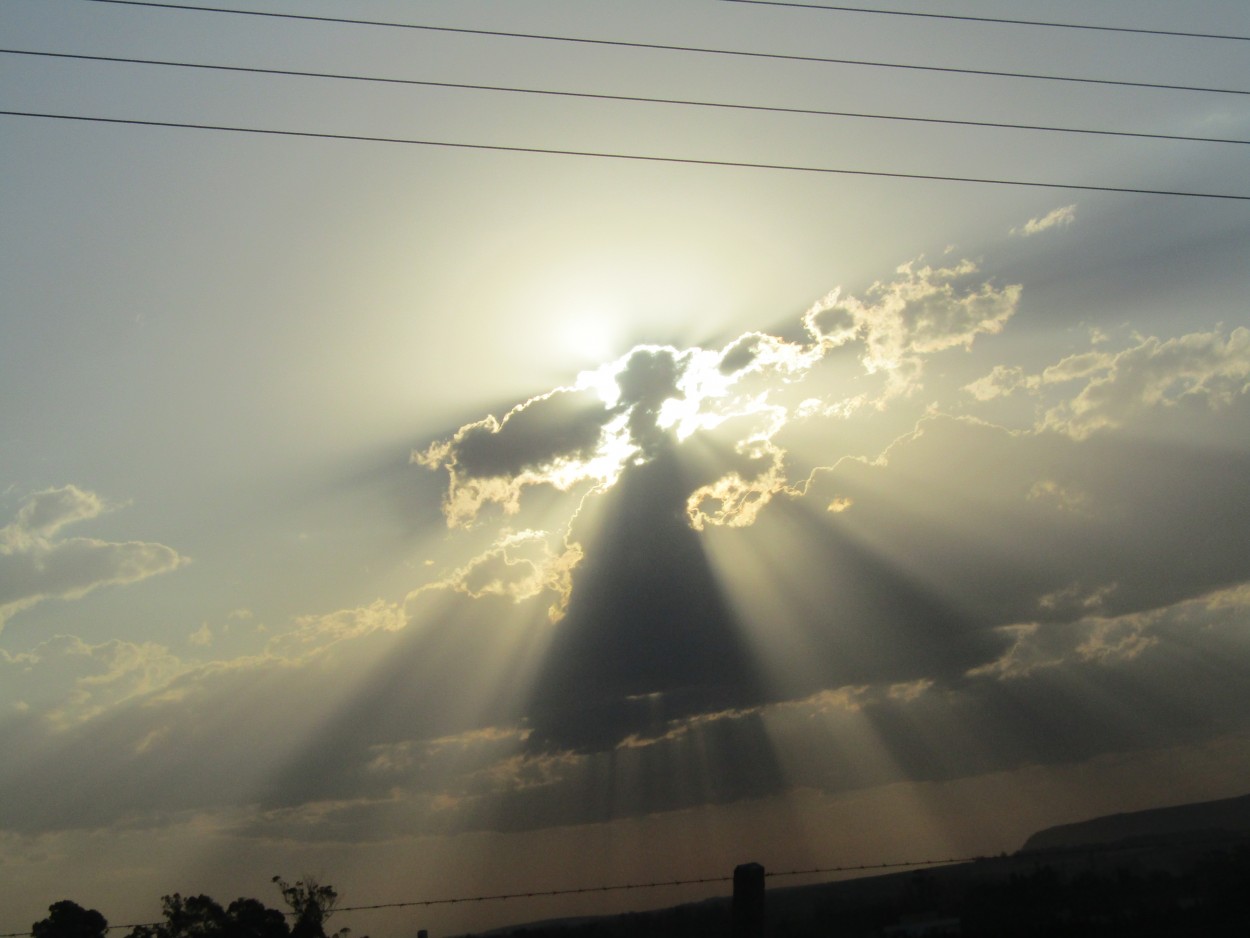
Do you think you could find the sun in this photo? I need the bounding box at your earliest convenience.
[557,309,623,365]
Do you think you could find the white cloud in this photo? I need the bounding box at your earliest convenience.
[1011,203,1077,237]
[432,529,583,622]
[1041,327,1250,438]
[4,485,106,542]
[0,486,186,630]
[264,598,406,660]
[969,579,1250,681]
[965,327,1250,439]
[804,258,1020,399]
[420,259,1021,541]
[0,635,185,728]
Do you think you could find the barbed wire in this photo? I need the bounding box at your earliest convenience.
[8,836,1250,937]
[0,855,977,936]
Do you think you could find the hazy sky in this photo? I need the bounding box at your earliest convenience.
[3,1,1249,935]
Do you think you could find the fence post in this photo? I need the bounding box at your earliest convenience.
[732,862,765,938]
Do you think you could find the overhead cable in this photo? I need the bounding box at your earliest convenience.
[6,835,1249,936]
[0,856,976,935]
[80,0,1250,97]
[3,109,1248,201]
[718,0,1250,43]
[311,856,972,915]
[7,48,1247,147]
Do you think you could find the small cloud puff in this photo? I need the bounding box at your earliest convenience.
[1011,203,1077,237]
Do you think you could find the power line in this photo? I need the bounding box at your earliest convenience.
[7,47,1248,148]
[81,0,1250,97]
[327,856,970,915]
[324,835,1249,917]
[6,834,1248,936]
[0,856,974,936]
[4,108,1248,201]
[718,0,1250,43]
[334,873,735,914]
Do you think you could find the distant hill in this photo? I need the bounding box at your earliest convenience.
[455,793,1250,936]
[1021,792,1250,852]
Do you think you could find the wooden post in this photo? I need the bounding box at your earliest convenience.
[732,862,765,938]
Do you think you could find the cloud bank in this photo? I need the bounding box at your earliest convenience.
[4,249,1250,848]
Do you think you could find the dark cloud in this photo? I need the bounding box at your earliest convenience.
[442,385,609,480]
[525,441,765,752]
[0,593,538,832]
[718,334,763,375]
[806,304,857,341]
[802,411,1250,629]
[8,389,1250,842]
[6,281,1250,846]
[614,347,684,454]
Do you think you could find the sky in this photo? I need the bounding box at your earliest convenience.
[2,0,1249,935]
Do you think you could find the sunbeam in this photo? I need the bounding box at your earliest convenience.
[5,7,1250,922]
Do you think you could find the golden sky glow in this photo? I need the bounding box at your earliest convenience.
[2,2,1250,935]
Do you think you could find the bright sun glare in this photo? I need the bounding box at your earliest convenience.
[558,310,623,365]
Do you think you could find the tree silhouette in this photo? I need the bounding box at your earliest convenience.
[35,880,359,938]
[223,900,288,938]
[271,877,350,938]
[125,893,288,938]
[126,894,229,938]
[32,901,108,938]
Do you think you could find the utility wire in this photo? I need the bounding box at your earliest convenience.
[81,0,1250,97]
[325,856,971,915]
[0,856,974,935]
[4,109,1248,201]
[335,873,735,914]
[718,0,1250,43]
[7,48,1248,148]
[5,834,1248,936]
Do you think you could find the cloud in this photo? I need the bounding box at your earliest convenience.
[804,410,1250,622]
[0,486,186,629]
[6,252,1248,843]
[1011,203,1077,236]
[973,580,1250,682]
[419,258,1018,541]
[429,529,582,622]
[403,257,1250,770]
[5,467,1250,840]
[685,437,790,531]
[1040,328,1250,438]
[965,328,1250,438]
[5,486,106,540]
[0,635,185,728]
[803,259,1020,400]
